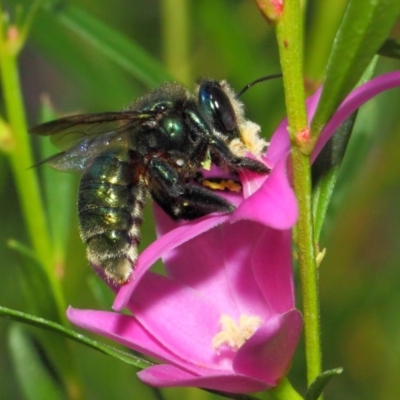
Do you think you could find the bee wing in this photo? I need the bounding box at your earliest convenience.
[36,151,88,172]
[30,110,156,171]
[30,110,155,151]
[35,132,119,172]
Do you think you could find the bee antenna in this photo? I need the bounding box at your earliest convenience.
[236,73,283,99]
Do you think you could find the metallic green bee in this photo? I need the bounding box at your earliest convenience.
[31,79,270,284]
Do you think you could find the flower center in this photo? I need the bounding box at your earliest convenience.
[212,314,263,353]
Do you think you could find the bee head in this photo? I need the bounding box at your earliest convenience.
[197,79,268,158]
[197,79,240,141]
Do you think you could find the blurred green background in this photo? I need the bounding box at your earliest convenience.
[0,1,400,399]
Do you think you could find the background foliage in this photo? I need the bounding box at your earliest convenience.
[0,1,400,399]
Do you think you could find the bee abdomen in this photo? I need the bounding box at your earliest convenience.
[78,182,133,211]
[79,206,133,239]
[86,230,139,283]
[78,150,146,284]
[86,230,133,261]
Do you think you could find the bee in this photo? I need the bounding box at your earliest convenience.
[31,79,270,284]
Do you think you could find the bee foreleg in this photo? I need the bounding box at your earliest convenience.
[209,137,270,174]
[148,158,234,220]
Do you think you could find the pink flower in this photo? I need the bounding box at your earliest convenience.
[68,223,301,392]
[67,71,400,393]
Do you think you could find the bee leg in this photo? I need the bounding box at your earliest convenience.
[152,183,235,220]
[209,137,270,174]
[148,158,234,220]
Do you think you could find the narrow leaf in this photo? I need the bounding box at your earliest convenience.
[26,5,137,110]
[311,58,377,240]
[312,111,358,240]
[46,3,171,87]
[87,275,114,309]
[38,98,77,264]
[306,368,343,400]
[311,0,400,138]
[0,116,13,153]
[7,241,81,392]
[8,324,66,400]
[378,38,400,60]
[8,239,60,322]
[0,306,152,369]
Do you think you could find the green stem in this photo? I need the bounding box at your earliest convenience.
[275,0,322,390]
[292,147,322,387]
[161,0,191,84]
[275,0,307,137]
[0,11,66,321]
[268,378,304,400]
[210,378,302,400]
[0,305,153,370]
[0,11,85,400]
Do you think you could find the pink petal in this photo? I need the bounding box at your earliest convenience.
[127,272,230,370]
[266,119,290,164]
[240,167,269,198]
[252,228,295,313]
[239,156,272,198]
[114,213,229,311]
[160,220,268,318]
[232,153,298,229]
[216,221,273,318]
[138,364,269,393]
[233,310,303,384]
[312,71,400,161]
[267,87,322,164]
[67,307,184,365]
[260,72,400,172]
[69,303,232,377]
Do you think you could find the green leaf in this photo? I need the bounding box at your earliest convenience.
[312,111,357,240]
[197,0,263,80]
[305,0,348,83]
[305,368,343,400]
[8,324,66,400]
[8,240,61,323]
[18,0,45,51]
[265,378,304,400]
[378,38,400,60]
[46,3,171,87]
[311,57,378,240]
[87,275,114,309]
[25,6,136,111]
[7,240,84,395]
[0,305,152,369]
[311,0,400,138]
[0,115,13,153]
[37,98,77,264]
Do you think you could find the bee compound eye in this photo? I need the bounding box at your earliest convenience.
[198,81,237,135]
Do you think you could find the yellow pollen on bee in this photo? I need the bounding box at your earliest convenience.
[202,179,242,192]
[212,314,263,353]
[201,158,212,171]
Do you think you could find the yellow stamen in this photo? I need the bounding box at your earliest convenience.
[212,314,263,353]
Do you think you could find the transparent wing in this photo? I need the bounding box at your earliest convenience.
[36,132,124,172]
[30,110,156,171]
[30,110,155,151]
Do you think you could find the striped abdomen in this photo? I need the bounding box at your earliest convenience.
[78,149,146,283]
